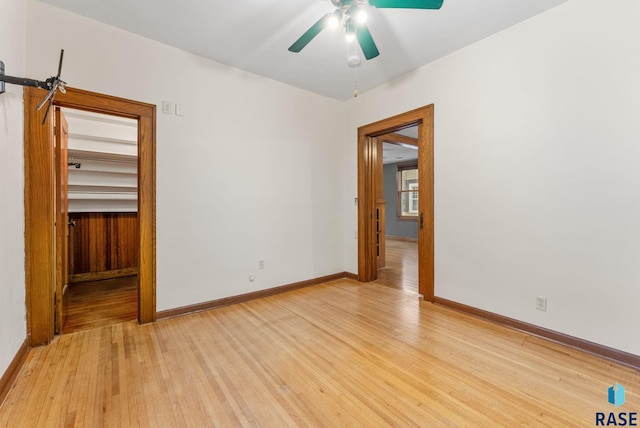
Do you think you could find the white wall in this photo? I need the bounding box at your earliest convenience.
[0,0,27,376]
[21,0,639,359]
[26,0,346,311]
[344,0,640,355]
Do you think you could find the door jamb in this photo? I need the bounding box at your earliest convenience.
[24,86,156,346]
[357,105,434,300]
[54,107,69,334]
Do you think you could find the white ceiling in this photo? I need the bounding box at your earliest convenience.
[383,142,418,165]
[382,125,418,164]
[38,0,567,101]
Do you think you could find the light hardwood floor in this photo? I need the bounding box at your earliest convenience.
[63,276,138,334]
[376,237,418,294]
[1,279,638,426]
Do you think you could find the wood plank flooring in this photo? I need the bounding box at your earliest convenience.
[2,279,638,426]
[376,237,418,294]
[63,276,138,334]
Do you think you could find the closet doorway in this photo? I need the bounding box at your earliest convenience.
[24,86,156,347]
[61,109,139,333]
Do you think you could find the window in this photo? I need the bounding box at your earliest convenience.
[397,164,418,219]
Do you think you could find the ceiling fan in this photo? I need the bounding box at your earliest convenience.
[288,0,444,61]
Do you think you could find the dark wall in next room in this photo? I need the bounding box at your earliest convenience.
[383,163,418,240]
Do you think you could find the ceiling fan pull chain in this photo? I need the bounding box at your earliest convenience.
[354,63,359,98]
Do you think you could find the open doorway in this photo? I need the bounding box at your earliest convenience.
[61,109,139,333]
[375,128,419,294]
[24,86,156,347]
[357,105,434,300]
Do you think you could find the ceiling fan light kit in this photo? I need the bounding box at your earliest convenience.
[347,55,362,68]
[345,17,356,42]
[288,0,444,61]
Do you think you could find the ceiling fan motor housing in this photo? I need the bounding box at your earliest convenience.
[331,0,350,6]
[331,0,368,13]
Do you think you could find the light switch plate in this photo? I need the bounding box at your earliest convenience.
[162,100,173,115]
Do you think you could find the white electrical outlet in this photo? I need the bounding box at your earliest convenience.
[249,274,256,282]
[536,296,547,312]
[259,260,264,270]
[175,103,184,116]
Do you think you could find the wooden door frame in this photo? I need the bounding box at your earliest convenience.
[24,86,156,346]
[54,108,69,334]
[357,105,434,300]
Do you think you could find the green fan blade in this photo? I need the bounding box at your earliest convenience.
[356,25,380,60]
[288,13,332,53]
[369,0,444,9]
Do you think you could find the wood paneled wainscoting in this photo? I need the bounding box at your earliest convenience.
[69,212,138,283]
